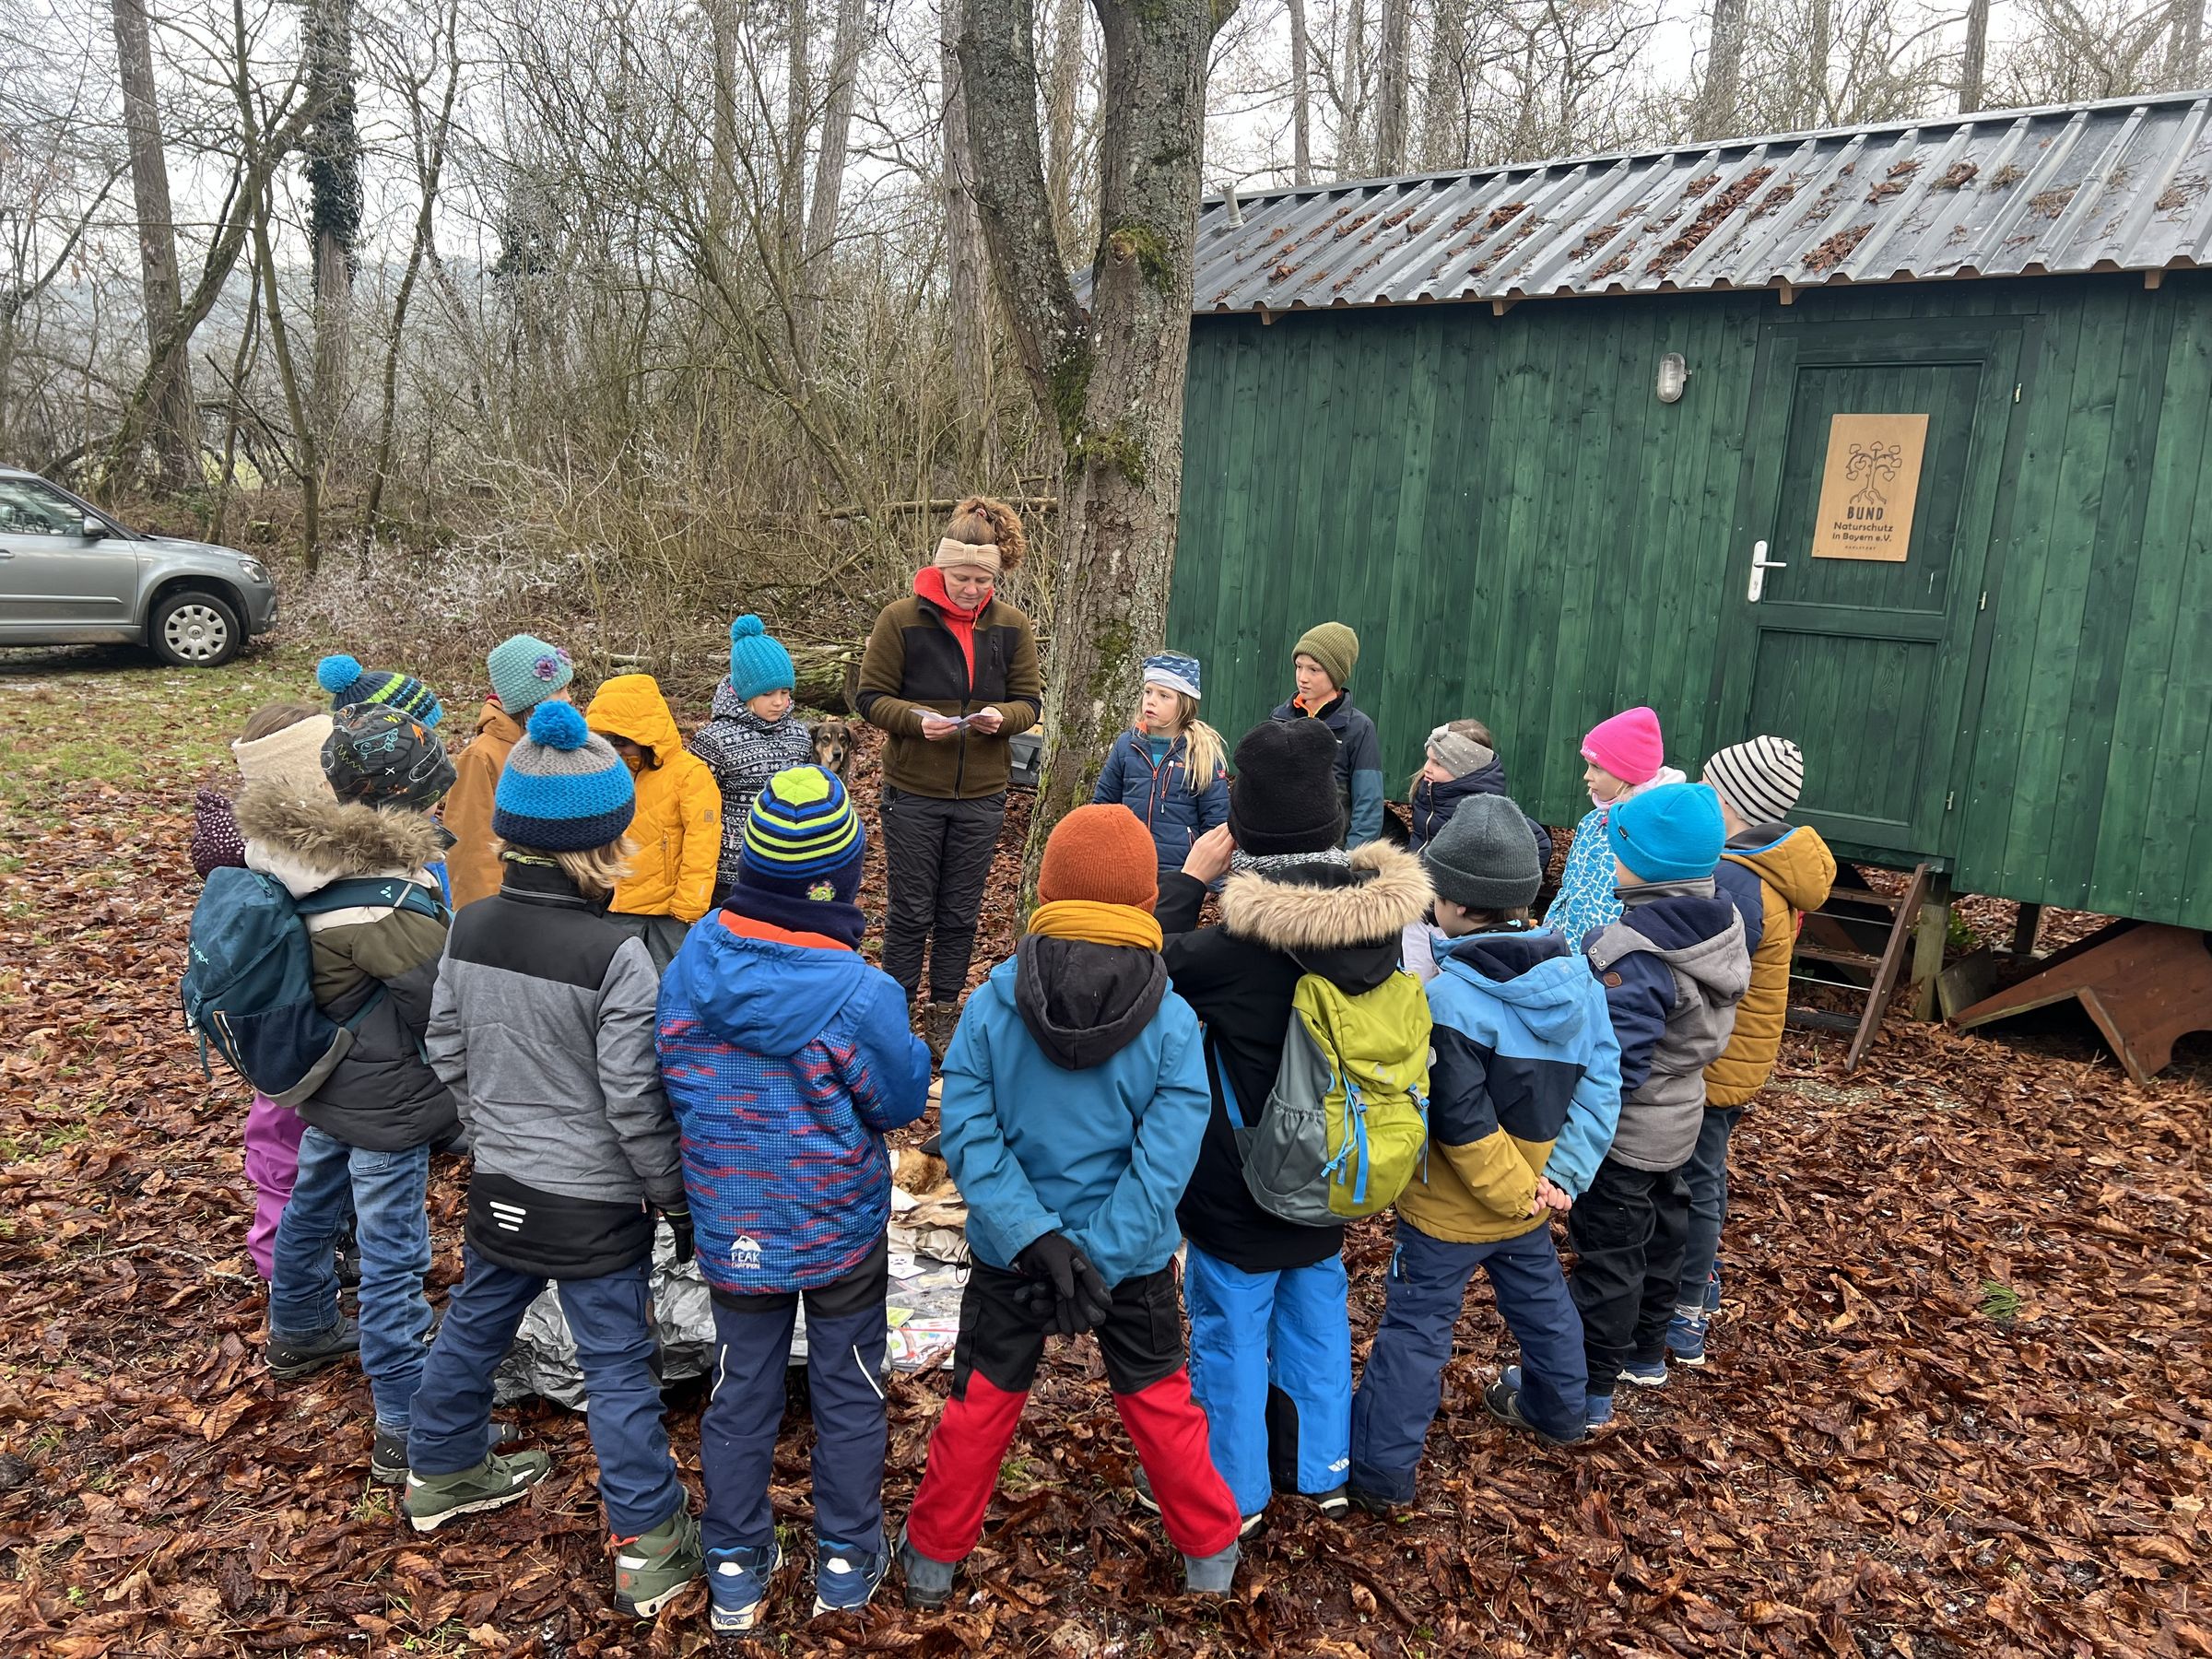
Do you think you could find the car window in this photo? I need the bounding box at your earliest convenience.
[0,478,89,535]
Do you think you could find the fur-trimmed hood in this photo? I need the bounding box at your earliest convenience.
[1220,841,1434,955]
[235,780,447,895]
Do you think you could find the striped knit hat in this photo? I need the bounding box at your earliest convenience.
[1703,735,1806,825]
[740,766,865,904]
[491,701,636,852]
[316,653,443,728]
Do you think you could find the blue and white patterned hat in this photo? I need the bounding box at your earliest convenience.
[1142,652,1203,701]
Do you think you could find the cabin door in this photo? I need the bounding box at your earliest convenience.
[1715,319,2020,858]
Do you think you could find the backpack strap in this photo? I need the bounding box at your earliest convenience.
[1204,1030,1250,1132]
[297,877,452,925]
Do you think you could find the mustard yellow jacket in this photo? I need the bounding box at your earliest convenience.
[443,701,522,910]
[1703,825,1836,1106]
[585,676,721,924]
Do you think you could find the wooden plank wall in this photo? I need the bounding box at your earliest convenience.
[1170,272,2212,930]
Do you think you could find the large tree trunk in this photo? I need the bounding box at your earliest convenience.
[1958,0,1992,111]
[1421,0,1466,166]
[1288,0,1312,182]
[1374,0,1411,172]
[2171,0,2206,86]
[1044,0,1087,254]
[942,0,998,463]
[304,0,360,457]
[784,0,814,260]
[1806,0,1832,125]
[959,0,1230,892]
[704,0,742,241]
[109,0,198,489]
[1700,0,1747,138]
[797,0,868,370]
[1339,0,1371,173]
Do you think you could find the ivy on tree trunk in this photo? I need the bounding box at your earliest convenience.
[956,0,1230,903]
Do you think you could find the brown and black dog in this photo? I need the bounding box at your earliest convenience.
[811,718,854,783]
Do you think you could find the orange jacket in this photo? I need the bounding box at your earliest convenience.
[443,700,523,909]
[585,676,720,924]
[1703,825,1836,1106]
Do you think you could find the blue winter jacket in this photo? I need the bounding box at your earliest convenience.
[1273,692,1385,848]
[1091,727,1230,871]
[1406,759,1554,871]
[939,937,1210,1288]
[1398,926,1622,1233]
[657,901,932,1295]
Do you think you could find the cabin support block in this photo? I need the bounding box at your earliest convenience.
[2011,901,2044,958]
[1911,873,1954,1020]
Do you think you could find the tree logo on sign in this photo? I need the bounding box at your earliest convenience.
[1846,441,1904,510]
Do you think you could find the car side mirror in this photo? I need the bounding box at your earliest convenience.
[79,514,103,539]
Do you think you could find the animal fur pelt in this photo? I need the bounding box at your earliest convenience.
[1218,841,1434,953]
[233,782,448,878]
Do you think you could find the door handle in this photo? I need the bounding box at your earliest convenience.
[1747,539,1787,603]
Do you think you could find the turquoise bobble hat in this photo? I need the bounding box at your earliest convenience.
[1606,782,1726,885]
[740,765,865,904]
[727,614,795,702]
[315,653,443,728]
[491,701,636,852]
[487,633,573,714]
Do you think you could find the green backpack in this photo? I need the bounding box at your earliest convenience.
[1218,971,1432,1226]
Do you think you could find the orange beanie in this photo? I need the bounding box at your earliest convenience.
[1037,805,1160,913]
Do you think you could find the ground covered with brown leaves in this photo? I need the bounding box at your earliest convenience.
[0,644,2206,1658]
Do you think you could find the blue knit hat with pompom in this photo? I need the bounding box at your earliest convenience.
[727,614,795,703]
[316,653,443,728]
[492,701,636,852]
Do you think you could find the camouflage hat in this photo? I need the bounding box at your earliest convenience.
[321,707,456,813]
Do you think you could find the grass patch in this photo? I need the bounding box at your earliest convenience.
[1979,1279,2022,1324]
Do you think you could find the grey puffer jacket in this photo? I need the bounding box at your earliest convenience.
[235,784,459,1153]
[1585,879,1750,1172]
[687,678,815,894]
[426,858,682,1277]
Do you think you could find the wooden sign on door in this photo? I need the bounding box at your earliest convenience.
[1810,412,1929,561]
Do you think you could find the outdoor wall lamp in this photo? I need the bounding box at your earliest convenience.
[1657,352,1689,403]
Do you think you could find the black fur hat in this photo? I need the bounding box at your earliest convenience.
[1228,719,1343,856]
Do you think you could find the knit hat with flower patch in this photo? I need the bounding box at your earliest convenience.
[487,633,574,714]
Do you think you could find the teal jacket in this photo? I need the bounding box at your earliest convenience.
[939,935,1209,1287]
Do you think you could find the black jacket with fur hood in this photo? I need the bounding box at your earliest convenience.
[235,783,459,1152]
[1158,842,1434,1272]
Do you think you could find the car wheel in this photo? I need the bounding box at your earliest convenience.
[150,589,242,667]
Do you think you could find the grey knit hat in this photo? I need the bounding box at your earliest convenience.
[1703,735,1806,825]
[1421,794,1543,912]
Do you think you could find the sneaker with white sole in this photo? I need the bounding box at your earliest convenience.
[1666,1312,1711,1366]
[708,1538,782,1632]
[612,1507,703,1619]
[812,1535,888,1616]
[402,1450,551,1532]
[1618,1357,1670,1389]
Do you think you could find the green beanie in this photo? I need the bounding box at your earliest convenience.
[1293,621,1359,690]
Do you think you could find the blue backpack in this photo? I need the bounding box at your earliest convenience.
[182,866,449,1106]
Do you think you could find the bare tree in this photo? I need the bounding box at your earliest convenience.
[1043,0,1088,250]
[1374,0,1410,171]
[1702,0,1750,135]
[1959,0,1993,108]
[959,0,1232,875]
[303,0,360,453]
[2169,0,2205,84]
[110,0,199,487]
[943,0,997,460]
[796,0,872,368]
[1288,0,1314,181]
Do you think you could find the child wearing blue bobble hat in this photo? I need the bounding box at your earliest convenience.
[690,614,814,903]
[409,698,701,1617]
[316,653,445,728]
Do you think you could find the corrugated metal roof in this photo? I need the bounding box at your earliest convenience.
[1188,91,2212,313]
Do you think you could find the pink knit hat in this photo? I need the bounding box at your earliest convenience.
[1582,706,1665,785]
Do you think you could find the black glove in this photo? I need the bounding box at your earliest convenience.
[662,1205,695,1265]
[1014,1233,1113,1334]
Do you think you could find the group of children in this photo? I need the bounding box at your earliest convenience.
[186,610,1835,1630]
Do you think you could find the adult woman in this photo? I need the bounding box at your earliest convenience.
[855,497,1042,1053]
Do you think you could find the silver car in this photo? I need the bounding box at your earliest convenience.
[0,467,278,667]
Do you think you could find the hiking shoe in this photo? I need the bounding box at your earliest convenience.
[922,1001,961,1066]
[1312,1486,1351,1520]
[1619,1358,1670,1389]
[1667,1312,1711,1366]
[1705,1264,1723,1314]
[1347,1484,1398,1517]
[266,1317,359,1380]
[371,1419,521,1486]
[897,1525,958,1610]
[402,1450,551,1532]
[1182,1539,1240,1595]
[708,1539,782,1633]
[812,1536,889,1616]
[334,1236,361,1288]
[1134,1466,1265,1536]
[1481,1379,1587,1448]
[613,1507,703,1619]
[1506,1367,1614,1431]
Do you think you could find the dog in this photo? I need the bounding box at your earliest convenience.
[811,717,854,782]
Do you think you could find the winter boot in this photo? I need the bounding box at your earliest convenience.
[402,1450,551,1531]
[812,1535,889,1616]
[1666,1310,1711,1366]
[1480,1378,1587,1448]
[922,1000,962,1066]
[708,1539,782,1633]
[372,1418,520,1485]
[266,1316,359,1380]
[897,1525,958,1610]
[1182,1540,1240,1596]
[612,1506,704,1619]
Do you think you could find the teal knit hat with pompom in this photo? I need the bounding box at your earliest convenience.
[727,614,795,703]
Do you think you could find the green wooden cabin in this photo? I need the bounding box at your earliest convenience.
[1168,93,2212,930]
